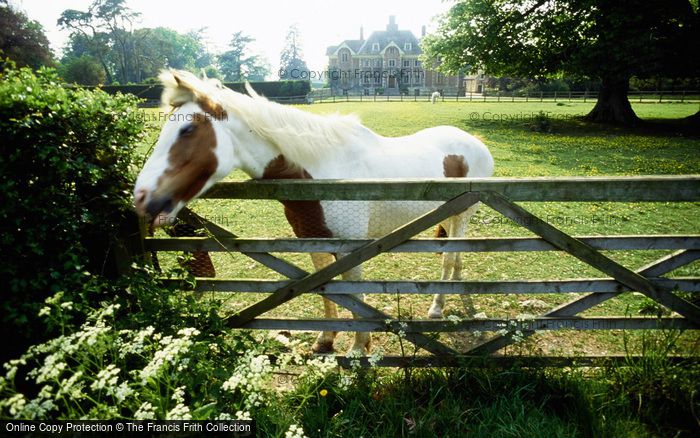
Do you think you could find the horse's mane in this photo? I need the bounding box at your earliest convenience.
[159,69,365,167]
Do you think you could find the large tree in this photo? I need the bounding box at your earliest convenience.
[0,1,53,69]
[422,0,700,125]
[279,24,308,79]
[219,31,269,81]
[59,0,141,83]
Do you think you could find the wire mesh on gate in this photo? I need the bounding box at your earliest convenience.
[149,221,216,277]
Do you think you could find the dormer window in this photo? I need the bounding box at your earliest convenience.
[372,43,380,51]
[341,52,349,62]
[404,43,412,51]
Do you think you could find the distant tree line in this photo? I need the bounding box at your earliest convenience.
[1,0,310,86]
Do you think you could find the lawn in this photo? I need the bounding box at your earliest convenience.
[137,101,700,357]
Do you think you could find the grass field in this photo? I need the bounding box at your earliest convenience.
[137,101,700,357]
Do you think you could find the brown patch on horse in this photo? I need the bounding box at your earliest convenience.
[435,224,448,238]
[262,155,333,238]
[155,113,218,204]
[197,95,227,120]
[443,154,469,178]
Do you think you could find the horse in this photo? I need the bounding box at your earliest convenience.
[134,70,494,355]
[431,91,441,104]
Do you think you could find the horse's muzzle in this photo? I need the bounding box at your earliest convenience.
[145,196,174,218]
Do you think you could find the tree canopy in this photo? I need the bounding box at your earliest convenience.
[218,31,269,82]
[422,0,700,125]
[279,24,309,79]
[0,1,53,69]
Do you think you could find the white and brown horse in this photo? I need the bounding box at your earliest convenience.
[134,70,494,354]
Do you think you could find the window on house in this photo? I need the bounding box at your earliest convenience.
[374,75,380,84]
[341,52,348,62]
[403,76,409,83]
[372,43,380,51]
[375,59,382,67]
[388,59,396,67]
[404,43,412,51]
[403,60,410,67]
[414,60,421,67]
[364,59,370,67]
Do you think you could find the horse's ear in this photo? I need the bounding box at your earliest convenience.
[160,69,197,106]
[244,82,261,99]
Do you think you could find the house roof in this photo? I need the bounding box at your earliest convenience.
[325,39,365,56]
[357,30,421,55]
[326,20,423,57]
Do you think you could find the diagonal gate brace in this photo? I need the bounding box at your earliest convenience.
[480,191,700,325]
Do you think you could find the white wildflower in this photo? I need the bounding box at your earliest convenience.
[134,401,156,420]
[285,424,307,438]
[45,292,64,306]
[119,326,155,358]
[139,328,199,384]
[235,410,252,421]
[302,355,337,378]
[90,364,120,391]
[367,349,384,367]
[446,314,462,325]
[171,386,186,404]
[338,374,354,390]
[473,312,488,320]
[109,382,134,403]
[221,352,273,409]
[30,353,66,383]
[38,307,51,317]
[166,403,191,420]
[3,394,26,417]
[37,385,53,400]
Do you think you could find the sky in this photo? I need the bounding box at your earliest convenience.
[13,0,453,77]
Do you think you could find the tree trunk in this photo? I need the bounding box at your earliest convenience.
[585,76,641,126]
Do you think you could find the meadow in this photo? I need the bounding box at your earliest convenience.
[138,101,700,357]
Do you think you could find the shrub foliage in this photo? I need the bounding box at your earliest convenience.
[0,64,144,358]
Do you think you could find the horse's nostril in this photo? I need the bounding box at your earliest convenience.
[145,197,174,217]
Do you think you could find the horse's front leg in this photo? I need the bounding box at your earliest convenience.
[341,265,372,355]
[310,253,338,353]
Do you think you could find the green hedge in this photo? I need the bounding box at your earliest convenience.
[92,80,311,102]
[0,65,144,360]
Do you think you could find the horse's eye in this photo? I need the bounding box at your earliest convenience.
[179,124,195,136]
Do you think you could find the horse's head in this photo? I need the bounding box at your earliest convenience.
[134,70,236,226]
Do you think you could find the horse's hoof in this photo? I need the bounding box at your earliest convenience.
[312,341,335,354]
[427,307,443,319]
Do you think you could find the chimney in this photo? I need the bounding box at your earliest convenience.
[421,25,426,37]
[360,26,364,41]
[387,15,398,32]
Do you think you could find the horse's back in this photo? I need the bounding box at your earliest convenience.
[319,126,492,239]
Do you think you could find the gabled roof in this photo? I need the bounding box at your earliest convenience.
[327,22,423,57]
[357,30,421,55]
[326,39,365,56]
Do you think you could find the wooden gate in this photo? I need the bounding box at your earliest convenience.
[139,176,700,367]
